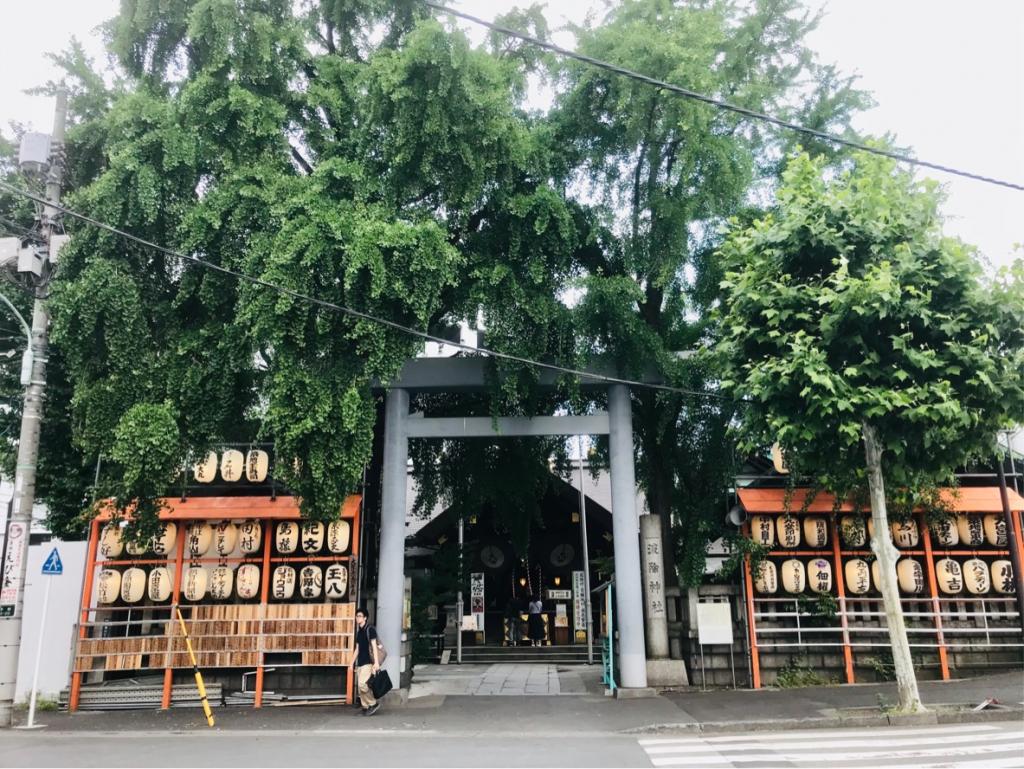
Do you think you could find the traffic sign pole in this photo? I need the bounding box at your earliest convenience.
[24,575,50,729]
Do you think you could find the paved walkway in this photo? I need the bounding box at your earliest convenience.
[409,663,589,697]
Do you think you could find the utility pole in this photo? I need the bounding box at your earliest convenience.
[0,89,66,726]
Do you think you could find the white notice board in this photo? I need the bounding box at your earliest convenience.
[696,602,734,646]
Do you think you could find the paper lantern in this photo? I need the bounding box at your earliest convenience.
[125,533,148,556]
[99,524,124,559]
[214,521,238,556]
[186,522,213,556]
[896,558,925,594]
[151,523,177,556]
[120,567,146,603]
[324,563,349,600]
[193,451,218,483]
[209,565,234,600]
[753,561,778,594]
[991,560,1015,594]
[246,449,269,483]
[97,569,121,604]
[983,515,1007,547]
[839,516,866,548]
[301,521,325,554]
[776,516,801,548]
[956,515,984,547]
[936,558,963,595]
[866,518,889,544]
[929,518,959,547]
[148,566,172,602]
[236,564,261,599]
[845,559,871,595]
[803,517,828,548]
[220,449,244,482]
[272,566,296,600]
[183,566,208,601]
[890,519,919,549]
[276,522,298,554]
[781,558,806,593]
[239,520,262,554]
[771,443,788,474]
[749,515,775,548]
[871,560,882,590]
[963,558,990,595]
[327,520,351,554]
[808,558,832,594]
[299,565,323,599]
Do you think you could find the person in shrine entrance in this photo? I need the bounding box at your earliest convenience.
[527,594,545,647]
[354,607,381,716]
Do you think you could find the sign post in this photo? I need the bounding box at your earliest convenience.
[22,546,62,729]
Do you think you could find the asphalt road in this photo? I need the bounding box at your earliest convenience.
[1,721,1021,768]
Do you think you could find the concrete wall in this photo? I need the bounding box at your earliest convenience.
[15,540,86,702]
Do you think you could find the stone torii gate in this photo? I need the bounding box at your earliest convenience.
[374,357,652,692]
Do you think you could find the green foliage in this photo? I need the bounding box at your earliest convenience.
[717,149,1024,497]
[774,658,835,688]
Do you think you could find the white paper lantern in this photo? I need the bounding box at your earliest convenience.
[193,451,218,483]
[236,564,261,599]
[871,560,881,591]
[246,450,269,483]
[991,560,1015,595]
[957,515,985,547]
[963,558,990,595]
[776,516,801,548]
[148,566,173,602]
[324,563,349,600]
[753,561,778,594]
[301,521,325,554]
[214,521,238,556]
[808,558,832,593]
[749,516,775,548]
[239,520,262,554]
[151,523,177,556]
[803,517,828,548]
[97,569,121,604]
[183,566,208,601]
[276,522,298,554]
[186,522,213,556]
[327,520,351,554]
[929,518,958,547]
[120,567,146,603]
[125,533,148,556]
[896,558,925,594]
[890,519,919,549]
[299,565,323,599]
[272,566,296,600]
[983,515,1007,547]
[936,558,963,595]
[99,524,124,559]
[839,516,866,548]
[781,558,806,593]
[844,559,871,595]
[209,565,234,600]
[220,449,244,482]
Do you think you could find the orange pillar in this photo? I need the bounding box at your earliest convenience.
[920,516,950,680]
[70,518,101,712]
[829,517,855,683]
[254,520,273,709]
[742,522,762,689]
[346,498,361,704]
[162,525,188,709]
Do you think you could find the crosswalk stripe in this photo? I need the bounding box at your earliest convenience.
[638,723,1001,746]
[643,730,1024,754]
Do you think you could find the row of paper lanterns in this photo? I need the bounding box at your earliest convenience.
[95,563,350,604]
[99,519,351,558]
[749,513,1007,549]
[754,557,1015,596]
[192,449,270,483]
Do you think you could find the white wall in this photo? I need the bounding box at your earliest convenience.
[15,540,86,702]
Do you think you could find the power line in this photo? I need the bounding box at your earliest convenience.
[0,179,729,403]
[423,1,1024,193]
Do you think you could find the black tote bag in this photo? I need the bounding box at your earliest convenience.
[369,669,393,699]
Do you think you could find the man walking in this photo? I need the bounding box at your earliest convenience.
[354,607,381,716]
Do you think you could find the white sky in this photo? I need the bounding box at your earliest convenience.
[1,0,1020,269]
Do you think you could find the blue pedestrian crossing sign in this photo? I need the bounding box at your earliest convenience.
[41,548,63,576]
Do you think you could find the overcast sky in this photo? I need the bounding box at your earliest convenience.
[1,0,1020,269]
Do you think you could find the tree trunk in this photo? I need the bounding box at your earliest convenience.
[862,423,925,713]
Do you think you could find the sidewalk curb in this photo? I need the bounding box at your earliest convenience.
[622,707,1024,736]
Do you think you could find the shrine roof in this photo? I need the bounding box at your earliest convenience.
[737,486,1023,514]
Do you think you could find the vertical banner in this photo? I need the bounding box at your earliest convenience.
[0,521,27,617]
[572,570,587,636]
[470,572,485,632]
